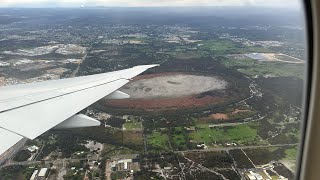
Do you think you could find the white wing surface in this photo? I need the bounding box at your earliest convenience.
[0,64,158,155]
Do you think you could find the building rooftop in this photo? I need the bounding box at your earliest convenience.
[38,168,48,177]
[29,170,38,180]
[27,145,39,152]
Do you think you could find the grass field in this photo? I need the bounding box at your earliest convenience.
[198,39,270,55]
[171,127,188,150]
[199,40,235,52]
[275,54,303,62]
[167,51,208,59]
[123,131,143,145]
[281,147,298,172]
[147,131,170,151]
[221,57,304,79]
[102,144,141,157]
[190,124,264,146]
[283,147,298,161]
[123,121,142,131]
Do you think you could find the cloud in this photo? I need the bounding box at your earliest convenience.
[0,0,301,8]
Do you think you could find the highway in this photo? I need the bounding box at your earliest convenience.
[175,143,298,153]
[0,160,41,168]
[68,43,92,78]
[68,38,101,78]
[0,158,87,169]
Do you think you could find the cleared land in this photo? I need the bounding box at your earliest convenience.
[123,121,142,131]
[244,53,304,63]
[147,131,170,150]
[222,57,304,79]
[102,73,233,111]
[190,124,265,147]
[103,95,227,111]
[210,113,229,120]
[120,74,227,99]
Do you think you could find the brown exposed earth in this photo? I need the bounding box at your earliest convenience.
[131,72,183,81]
[104,95,227,111]
[210,113,229,120]
[232,108,251,114]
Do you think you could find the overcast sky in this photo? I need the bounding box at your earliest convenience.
[0,0,302,8]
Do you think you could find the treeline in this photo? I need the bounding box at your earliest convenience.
[13,150,31,162]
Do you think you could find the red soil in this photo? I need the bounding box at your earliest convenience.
[231,108,251,114]
[103,95,226,111]
[210,113,229,120]
[131,72,186,81]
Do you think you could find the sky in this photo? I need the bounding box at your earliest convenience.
[0,0,302,9]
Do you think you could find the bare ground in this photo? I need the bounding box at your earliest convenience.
[120,73,227,99]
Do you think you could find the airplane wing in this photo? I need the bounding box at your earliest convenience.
[0,64,158,155]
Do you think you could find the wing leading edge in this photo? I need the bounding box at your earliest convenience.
[0,64,158,156]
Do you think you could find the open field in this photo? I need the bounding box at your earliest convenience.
[123,131,144,146]
[229,149,255,169]
[123,121,142,131]
[283,147,298,161]
[189,123,265,146]
[244,53,304,63]
[171,127,188,150]
[103,94,228,111]
[166,51,208,59]
[210,113,229,120]
[221,57,304,79]
[120,73,227,99]
[147,131,170,151]
[198,39,271,55]
[243,146,298,172]
[281,147,298,172]
[184,151,233,168]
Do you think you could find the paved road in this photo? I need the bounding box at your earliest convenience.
[1,144,297,168]
[105,160,112,180]
[1,160,41,168]
[176,143,298,153]
[68,44,92,78]
[0,158,87,169]
[68,39,101,78]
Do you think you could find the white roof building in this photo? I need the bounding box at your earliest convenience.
[118,159,132,170]
[118,159,132,163]
[29,170,38,180]
[38,168,48,177]
[27,145,39,153]
[246,171,264,180]
[245,173,256,180]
